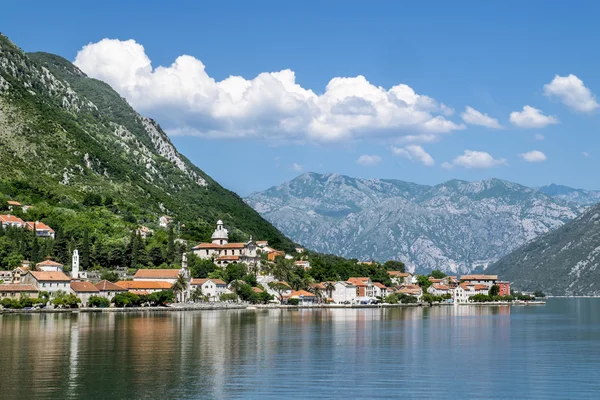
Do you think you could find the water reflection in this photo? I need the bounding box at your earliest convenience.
[3,301,600,399]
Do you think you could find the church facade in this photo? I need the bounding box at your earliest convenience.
[192,220,261,267]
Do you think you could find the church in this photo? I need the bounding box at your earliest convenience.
[192,220,261,267]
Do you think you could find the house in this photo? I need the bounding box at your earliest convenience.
[25,221,55,239]
[36,259,64,272]
[497,281,511,296]
[260,280,292,302]
[331,281,357,304]
[428,283,451,297]
[453,282,489,303]
[133,269,182,284]
[136,226,154,239]
[159,215,173,228]
[294,260,311,270]
[21,271,71,295]
[0,270,13,282]
[397,284,423,300]
[295,247,305,253]
[256,241,269,247]
[286,290,316,305]
[192,221,261,267]
[115,281,173,294]
[428,277,442,284]
[70,281,100,306]
[460,275,498,289]
[252,287,264,294]
[94,280,127,299]
[0,214,25,229]
[267,250,286,261]
[11,266,31,284]
[373,282,388,298]
[190,278,230,301]
[0,284,38,300]
[388,271,412,285]
[347,277,375,299]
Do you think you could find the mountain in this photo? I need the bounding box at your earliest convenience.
[538,184,600,206]
[245,172,582,273]
[487,202,600,295]
[0,34,293,249]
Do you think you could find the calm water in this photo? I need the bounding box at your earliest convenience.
[1,299,600,399]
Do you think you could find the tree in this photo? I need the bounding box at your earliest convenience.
[190,287,205,302]
[225,263,247,283]
[172,274,188,302]
[88,296,110,308]
[324,282,335,300]
[220,293,238,302]
[533,290,546,298]
[488,285,500,297]
[188,255,217,278]
[242,273,257,287]
[268,281,290,303]
[383,260,405,273]
[417,275,432,290]
[130,231,139,268]
[100,270,120,282]
[166,227,175,264]
[430,270,447,279]
[81,230,90,270]
[52,229,70,264]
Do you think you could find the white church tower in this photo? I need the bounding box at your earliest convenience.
[71,249,79,280]
[211,220,229,245]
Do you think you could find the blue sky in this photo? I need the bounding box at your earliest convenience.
[2,0,600,195]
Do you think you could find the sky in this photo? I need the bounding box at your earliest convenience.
[2,0,600,196]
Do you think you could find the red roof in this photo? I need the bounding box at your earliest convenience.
[216,255,240,261]
[70,281,100,293]
[431,284,450,291]
[388,271,409,277]
[460,275,498,281]
[288,290,315,298]
[133,269,181,279]
[252,287,264,293]
[0,284,37,292]
[25,221,54,232]
[29,271,70,281]
[347,277,371,286]
[7,201,21,206]
[94,280,127,292]
[193,242,246,249]
[190,278,227,286]
[36,259,64,267]
[0,214,25,224]
[374,282,387,289]
[115,281,173,290]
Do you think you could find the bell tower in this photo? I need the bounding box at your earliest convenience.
[71,249,80,280]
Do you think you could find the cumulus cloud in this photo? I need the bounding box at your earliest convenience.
[442,150,507,169]
[509,106,558,128]
[460,106,502,129]
[543,74,599,113]
[519,150,547,163]
[356,154,382,166]
[74,38,464,142]
[392,145,435,166]
[291,163,303,172]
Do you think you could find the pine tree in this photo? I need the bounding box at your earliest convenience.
[166,226,175,265]
[52,230,69,264]
[81,230,90,270]
[130,232,139,268]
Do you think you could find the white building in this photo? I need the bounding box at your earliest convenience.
[294,260,310,269]
[347,277,376,301]
[428,283,451,296]
[373,282,389,298]
[133,269,181,284]
[459,275,498,289]
[388,271,414,286]
[190,278,230,301]
[453,282,489,303]
[137,226,154,239]
[21,271,71,295]
[331,281,357,304]
[36,259,64,272]
[192,220,260,268]
[94,280,127,300]
[0,214,25,229]
[159,215,173,228]
[25,221,55,239]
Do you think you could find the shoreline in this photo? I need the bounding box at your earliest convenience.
[0,301,546,314]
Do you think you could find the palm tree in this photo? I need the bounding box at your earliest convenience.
[190,286,204,302]
[310,286,323,304]
[324,282,335,300]
[172,273,188,303]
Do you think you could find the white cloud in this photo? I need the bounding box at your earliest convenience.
[583,151,591,158]
[74,38,465,142]
[460,106,502,129]
[392,145,435,166]
[534,133,545,141]
[356,154,382,166]
[291,163,303,171]
[519,150,547,163]
[543,74,599,113]
[442,150,507,169]
[509,105,559,128]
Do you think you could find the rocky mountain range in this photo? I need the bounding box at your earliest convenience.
[488,201,600,295]
[246,172,592,273]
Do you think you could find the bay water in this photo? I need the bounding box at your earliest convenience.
[1,299,599,399]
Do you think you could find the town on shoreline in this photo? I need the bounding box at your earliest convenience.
[1,218,543,311]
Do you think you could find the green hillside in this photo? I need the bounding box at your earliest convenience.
[0,33,294,269]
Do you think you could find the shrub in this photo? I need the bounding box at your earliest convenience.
[287,298,300,305]
[88,296,110,308]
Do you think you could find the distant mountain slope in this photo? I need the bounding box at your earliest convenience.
[246,173,582,273]
[487,202,600,295]
[0,34,293,249]
[538,184,600,206]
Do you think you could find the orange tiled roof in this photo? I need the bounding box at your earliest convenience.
[36,260,63,267]
[474,284,489,291]
[70,281,100,293]
[0,214,25,224]
[190,278,227,286]
[256,241,268,245]
[388,271,409,277]
[216,255,240,261]
[134,269,181,279]
[374,282,387,289]
[428,277,442,283]
[460,275,498,281]
[25,221,54,232]
[7,201,22,206]
[288,290,315,298]
[94,280,127,292]
[431,284,450,291]
[193,242,246,249]
[115,281,173,290]
[29,271,70,281]
[347,277,371,286]
[252,287,264,293]
[130,290,150,295]
[0,284,37,292]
